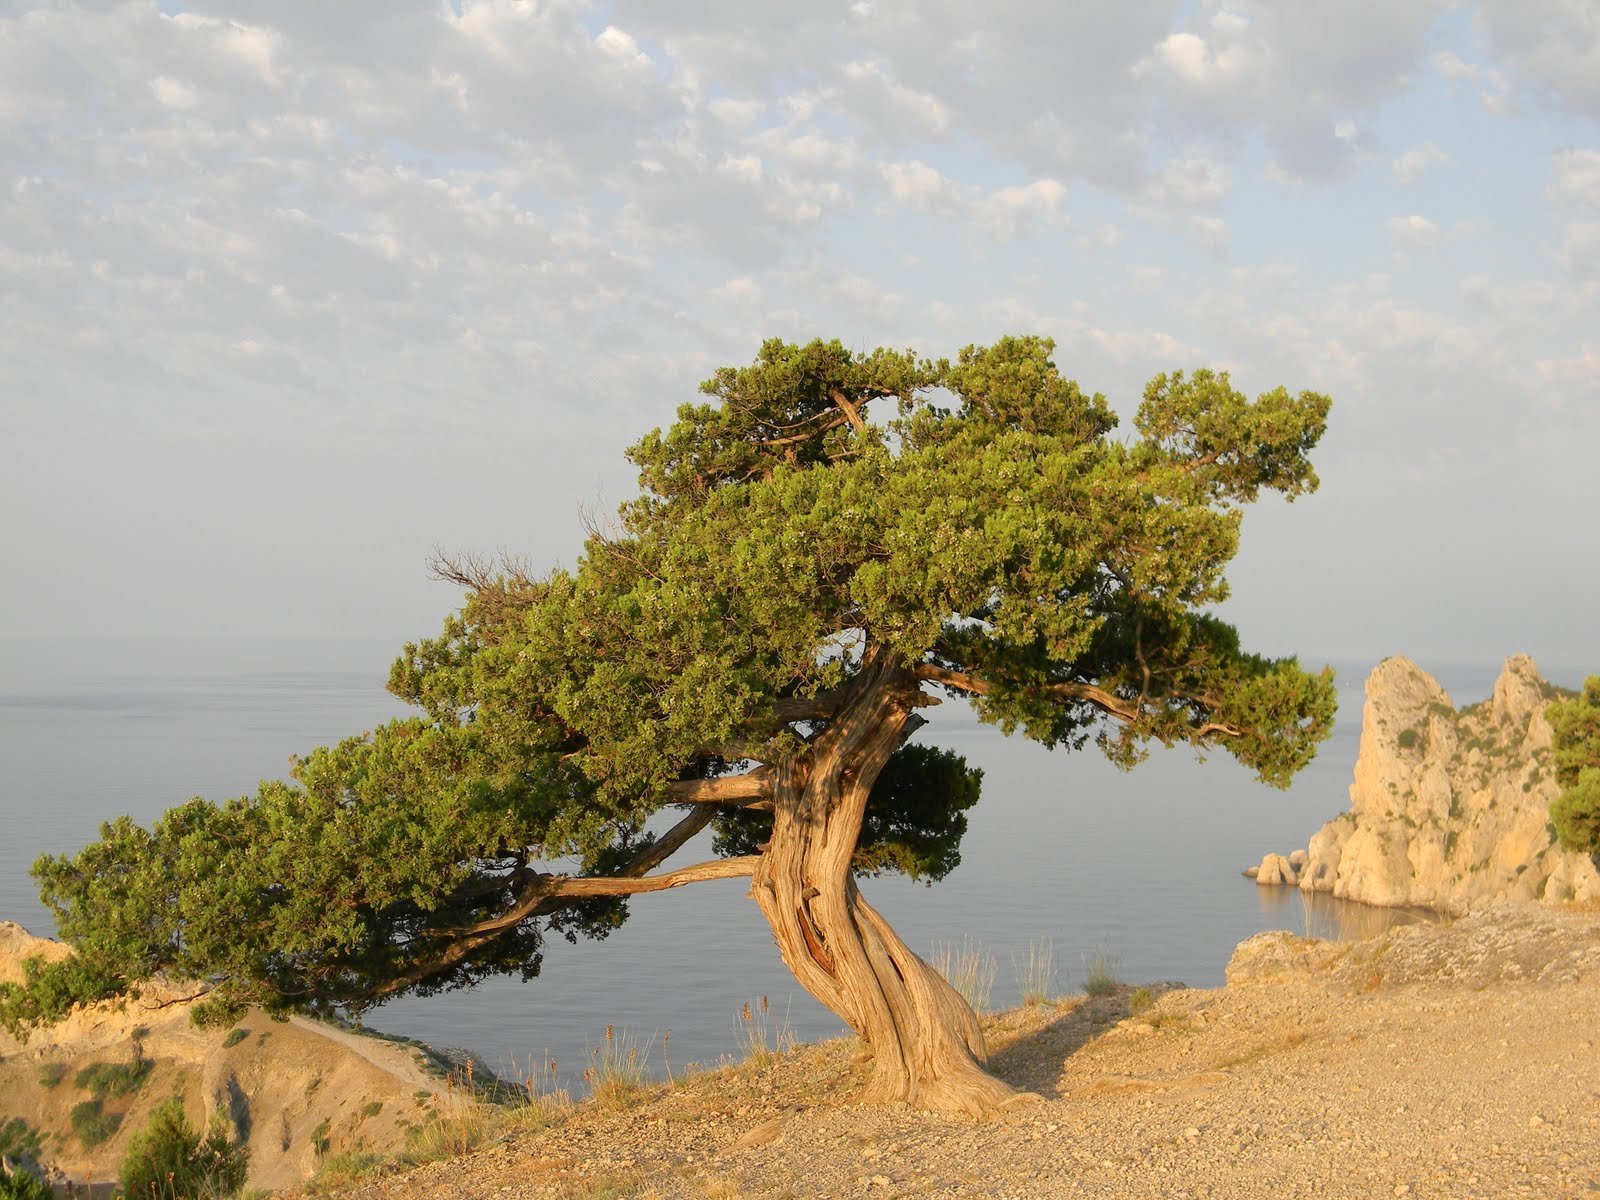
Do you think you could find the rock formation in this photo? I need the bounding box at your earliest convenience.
[0,921,461,1192]
[1249,655,1600,913]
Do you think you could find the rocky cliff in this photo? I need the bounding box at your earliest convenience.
[1250,655,1600,913]
[0,922,460,1193]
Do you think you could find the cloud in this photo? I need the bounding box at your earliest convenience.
[1137,0,1451,180]
[1476,0,1600,118]
[1549,149,1600,279]
[1387,214,1441,247]
[1393,142,1452,184]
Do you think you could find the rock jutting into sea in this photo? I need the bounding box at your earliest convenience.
[1247,654,1600,913]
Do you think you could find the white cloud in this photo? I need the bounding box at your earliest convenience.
[1387,214,1441,247]
[1432,50,1478,80]
[150,76,198,110]
[1393,142,1452,184]
[1192,215,1230,256]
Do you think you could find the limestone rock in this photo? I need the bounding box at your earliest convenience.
[0,923,455,1193]
[1253,853,1299,887]
[1263,655,1600,913]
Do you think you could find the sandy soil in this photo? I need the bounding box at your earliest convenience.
[297,904,1600,1200]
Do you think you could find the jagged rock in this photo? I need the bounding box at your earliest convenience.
[1257,655,1600,913]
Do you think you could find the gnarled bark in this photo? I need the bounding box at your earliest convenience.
[749,648,1031,1115]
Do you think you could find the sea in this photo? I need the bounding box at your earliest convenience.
[1,636,1579,1093]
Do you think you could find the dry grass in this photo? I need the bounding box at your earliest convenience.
[932,935,998,1013]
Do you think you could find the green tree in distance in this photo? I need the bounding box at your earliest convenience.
[1549,676,1600,854]
[14,337,1335,1114]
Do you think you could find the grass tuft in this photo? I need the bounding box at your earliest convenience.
[1013,939,1058,1006]
[1082,947,1122,997]
[932,935,998,1013]
[583,1025,647,1109]
[734,995,796,1069]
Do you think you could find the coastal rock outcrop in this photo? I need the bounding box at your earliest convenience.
[0,922,458,1192]
[1253,655,1600,913]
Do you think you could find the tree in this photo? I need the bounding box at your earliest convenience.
[16,337,1335,1114]
[1549,676,1600,854]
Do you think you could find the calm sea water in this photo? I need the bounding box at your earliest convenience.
[1,637,1576,1091]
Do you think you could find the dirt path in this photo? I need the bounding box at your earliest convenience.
[305,906,1600,1200]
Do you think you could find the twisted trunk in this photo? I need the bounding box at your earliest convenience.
[749,649,1028,1114]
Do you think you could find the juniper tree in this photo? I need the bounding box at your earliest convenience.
[14,336,1336,1114]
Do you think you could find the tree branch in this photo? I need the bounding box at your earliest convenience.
[618,808,716,877]
[668,770,773,804]
[913,664,1140,723]
[828,386,869,434]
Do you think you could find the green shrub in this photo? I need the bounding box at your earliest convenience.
[0,1118,44,1168]
[119,1099,249,1200]
[70,1099,122,1148]
[35,1062,67,1089]
[1128,986,1154,1015]
[0,1161,52,1200]
[1397,727,1420,750]
[222,1028,250,1049]
[75,1056,153,1099]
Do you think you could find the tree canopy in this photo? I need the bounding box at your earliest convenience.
[8,336,1335,1111]
[1549,675,1600,854]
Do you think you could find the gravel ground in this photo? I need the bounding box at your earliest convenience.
[302,906,1600,1200]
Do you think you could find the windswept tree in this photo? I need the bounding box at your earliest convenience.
[13,337,1336,1114]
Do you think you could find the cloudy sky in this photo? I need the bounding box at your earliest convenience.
[3,0,1597,678]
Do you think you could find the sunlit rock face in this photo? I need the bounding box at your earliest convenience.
[1262,655,1600,913]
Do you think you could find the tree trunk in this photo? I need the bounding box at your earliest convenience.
[749,649,1031,1115]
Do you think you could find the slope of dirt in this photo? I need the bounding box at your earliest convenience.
[300,905,1600,1200]
[0,922,456,1192]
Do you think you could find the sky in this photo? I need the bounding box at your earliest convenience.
[2,0,1598,680]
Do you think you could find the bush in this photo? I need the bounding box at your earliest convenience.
[119,1099,249,1200]
[222,1028,249,1049]
[70,1099,122,1148]
[0,1161,51,1200]
[0,1117,43,1163]
[75,1056,153,1098]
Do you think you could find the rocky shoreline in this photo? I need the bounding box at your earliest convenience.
[1249,654,1600,912]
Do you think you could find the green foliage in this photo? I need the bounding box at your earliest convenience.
[1128,986,1154,1015]
[1397,727,1420,750]
[69,1099,121,1148]
[0,1161,51,1200]
[35,1061,67,1089]
[222,1028,249,1049]
[24,336,1334,1028]
[75,1057,153,1099]
[0,954,128,1041]
[0,1117,43,1164]
[118,1099,249,1200]
[1549,677,1600,853]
